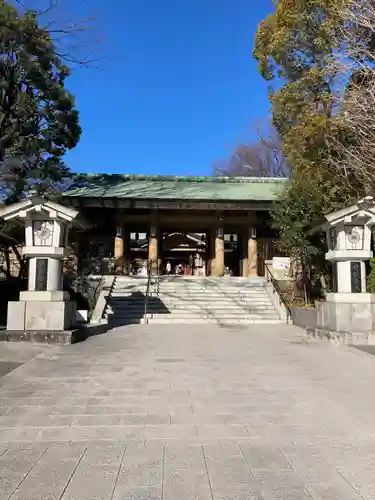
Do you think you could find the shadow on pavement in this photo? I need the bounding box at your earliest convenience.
[0,361,22,378]
[352,345,375,356]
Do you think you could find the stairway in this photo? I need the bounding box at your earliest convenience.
[105,276,284,326]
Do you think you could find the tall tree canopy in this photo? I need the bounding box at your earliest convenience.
[254,0,375,188]
[253,0,345,174]
[0,0,81,204]
[252,0,375,294]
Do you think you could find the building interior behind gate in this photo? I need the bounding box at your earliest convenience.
[77,220,283,278]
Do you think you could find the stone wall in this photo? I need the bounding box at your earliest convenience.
[291,307,317,330]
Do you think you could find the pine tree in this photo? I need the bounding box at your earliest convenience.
[0,1,81,203]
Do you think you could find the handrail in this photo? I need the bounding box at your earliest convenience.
[264,262,292,322]
[63,266,107,323]
[143,260,154,324]
[101,274,117,320]
[154,269,161,298]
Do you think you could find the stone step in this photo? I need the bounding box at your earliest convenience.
[108,310,276,317]
[110,318,283,325]
[113,286,146,293]
[109,305,273,311]
[154,297,272,302]
[147,319,283,325]
[154,295,271,299]
[114,279,266,285]
[108,303,274,310]
[105,276,282,325]
[156,289,269,292]
[156,280,266,284]
[111,292,271,298]
[108,301,274,311]
[156,286,268,291]
[158,283,266,290]
[107,310,277,318]
[112,297,272,302]
[111,290,269,300]
[109,302,274,309]
[114,280,267,286]
[110,317,280,323]
[158,281,266,286]
[108,306,278,315]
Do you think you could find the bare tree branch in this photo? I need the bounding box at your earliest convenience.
[213,120,289,178]
[324,0,375,192]
[10,0,101,67]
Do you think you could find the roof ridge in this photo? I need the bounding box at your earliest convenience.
[73,173,288,184]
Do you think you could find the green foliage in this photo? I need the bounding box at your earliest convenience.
[253,0,368,296]
[253,0,347,175]
[273,172,353,263]
[0,0,81,203]
[367,259,375,294]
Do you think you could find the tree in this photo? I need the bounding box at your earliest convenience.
[0,1,83,279]
[253,0,363,300]
[253,0,348,176]
[253,0,375,188]
[0,0,81,203]
[214,122,288,177]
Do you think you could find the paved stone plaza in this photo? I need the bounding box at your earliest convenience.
[1,324,375,499]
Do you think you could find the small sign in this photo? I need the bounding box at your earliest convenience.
[350,261,362,293]
[272,257,291,270]
[35,258,48,291]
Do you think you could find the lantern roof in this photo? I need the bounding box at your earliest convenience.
[313,197,375,233]
[0,195,89,229]
[326,197,375,227]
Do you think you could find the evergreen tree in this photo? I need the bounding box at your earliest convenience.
[0,0,81,203]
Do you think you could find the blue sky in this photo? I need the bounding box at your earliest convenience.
[62,0,274,176]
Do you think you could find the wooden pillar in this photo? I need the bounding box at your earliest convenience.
[208,230,215,276]
[213,227,224,277]
[123,227,130,275]
[157,230,163,274]
[241,231,248,277]
[148,219,159,275]
[114,221,131,275]
[114,226,124,260]
[248,227,258,277]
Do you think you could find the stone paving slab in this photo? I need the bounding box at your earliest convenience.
[1,324,375,498]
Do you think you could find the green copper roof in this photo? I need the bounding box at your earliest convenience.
[63,174,287,202]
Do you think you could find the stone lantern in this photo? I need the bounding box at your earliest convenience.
[0,193,88,336]
[324,196,375,294]
[315,196,375,343]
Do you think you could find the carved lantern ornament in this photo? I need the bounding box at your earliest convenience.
[345,225,364,251]
[33,220,54,247]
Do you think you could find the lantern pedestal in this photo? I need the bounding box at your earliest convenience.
[315,293,375,345]
[7,299,76,332]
